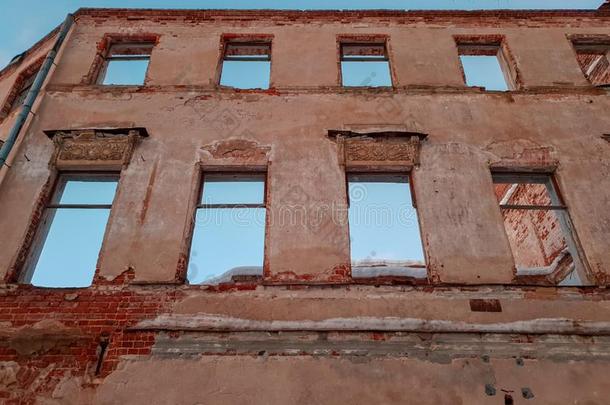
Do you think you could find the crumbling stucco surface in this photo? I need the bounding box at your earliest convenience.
[0,319,86,356]
[0,7,609,403]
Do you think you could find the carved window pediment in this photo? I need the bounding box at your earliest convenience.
[45,128,148,170]
[328,130,427,168]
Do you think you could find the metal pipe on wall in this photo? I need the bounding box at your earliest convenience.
[0,13,74,171]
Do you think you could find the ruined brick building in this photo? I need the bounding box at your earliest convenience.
[0,5,609,404]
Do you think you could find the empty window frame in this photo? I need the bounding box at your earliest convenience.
[571,39,610,86]
[187,173,267,284]
[347,174,425,279]
[23,174,119,288]
[10,68,39,112]
[456,39,516,91]
[493,173,588,286]
[97,43,153,85]
[219,41,271,89]
[340,42,393,87]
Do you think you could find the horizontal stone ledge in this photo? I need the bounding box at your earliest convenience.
[148,331,610,360]
[130,314,610,335]
[44,83,605,97]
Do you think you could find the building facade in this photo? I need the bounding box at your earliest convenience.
[0,6,609,404]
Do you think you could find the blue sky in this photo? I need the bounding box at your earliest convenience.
[0,0,604,69]
[460,55,509,90]
[190,177,266,284]
[348,178,425,264]
[30,179,118,287]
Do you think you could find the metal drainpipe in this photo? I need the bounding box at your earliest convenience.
[0,13,74,170]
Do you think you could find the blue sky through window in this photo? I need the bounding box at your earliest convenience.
[220,61,271,89]
[30,178,118,288]
[188,176,266,285]
[348,177,425,264]
[102,59,149,85]
[202,176,265,205]
[188,208,266,284]
[31,209,111,287]
[342,61,392,87]
[58,179,117,205]
[460,55,509,90]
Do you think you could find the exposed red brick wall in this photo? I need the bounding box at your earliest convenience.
[576,52,610,86]
[75,8,610,25]
[5,175,55,283]
[0,285,184,404]
[0,56,45,122]
[500,184,566,268]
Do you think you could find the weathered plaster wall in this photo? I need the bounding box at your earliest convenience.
[0,8,609,404]
[51,13,607,90]
[72,356,610,405]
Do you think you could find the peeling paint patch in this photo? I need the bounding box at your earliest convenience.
[139,159,158,225]
[200,139,270,161]
[0,320,87,356]
[485,138,558,170]
[470,299,502,312]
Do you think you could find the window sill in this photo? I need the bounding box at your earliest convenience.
[77,84,149,92]
[0,282,93,290]
[187,268,264,287]
[216,85,277,94]
[3,281,609,292]
[340,85,394,91]
[351,264,427,280]
[45,83,606,96]
[465,85,513,93]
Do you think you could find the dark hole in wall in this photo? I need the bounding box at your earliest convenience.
[470,299,502,312]
[95,334,110,376]
[522,387,535,399]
